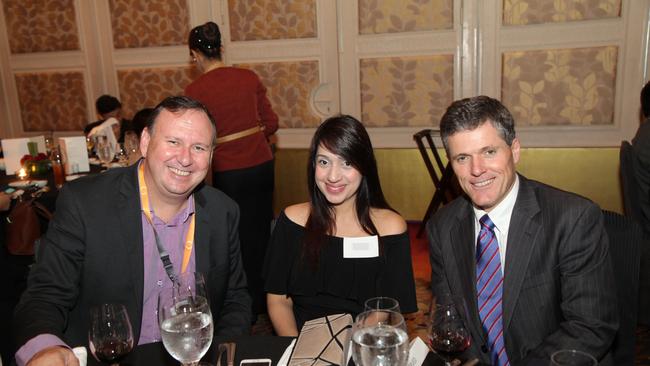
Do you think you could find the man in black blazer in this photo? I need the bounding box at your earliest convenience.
[13,96,251,366]
[427,96,618,365]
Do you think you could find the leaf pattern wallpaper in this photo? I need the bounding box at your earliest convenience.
[2,0,79,54]
[236,61,321,128]
[117,66,200,119]
[358,0,452,35]
[503,0,620,25]
[15,72,87,131]
[109,0,189,49]
[501,46,617,126]
[360,55,454,127]
[228,0,316,41]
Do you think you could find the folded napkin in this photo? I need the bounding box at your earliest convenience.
[73,346,87,366]
[277,339,296,366]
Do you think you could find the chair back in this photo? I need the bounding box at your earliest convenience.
[620,141,643,223]
[413,129,460,236]
[602,210,641,365]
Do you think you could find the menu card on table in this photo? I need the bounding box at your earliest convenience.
[59,136,90,173]
[1,136,46,175]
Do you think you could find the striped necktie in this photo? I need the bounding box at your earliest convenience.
[476,214,509,366]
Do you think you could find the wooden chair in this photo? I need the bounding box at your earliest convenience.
[413,129,460,237]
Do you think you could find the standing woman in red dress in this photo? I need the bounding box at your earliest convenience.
[185,21,279,319]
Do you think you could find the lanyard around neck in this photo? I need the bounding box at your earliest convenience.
[138,163,196,278]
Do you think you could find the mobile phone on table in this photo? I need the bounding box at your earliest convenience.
[239,359,272,366]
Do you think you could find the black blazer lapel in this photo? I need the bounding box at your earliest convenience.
[193,187,212,274]
[450,201,487,347]
[502,175,542,332]
[117,164,145,341]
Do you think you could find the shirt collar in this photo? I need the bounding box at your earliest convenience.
[472,174,520,234]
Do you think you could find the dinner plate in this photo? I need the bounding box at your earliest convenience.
[8,179,47,188]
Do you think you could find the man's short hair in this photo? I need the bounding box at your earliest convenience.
[439,95,516,151]
[95,95,122,116]
[641,80,650,119]
[147,96,217,146]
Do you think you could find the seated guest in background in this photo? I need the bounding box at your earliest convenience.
[130,107,154,139]
[125,108,154,165]
[84,94,127,142]
[263,115,417,336]
[13,96,251,366]
[632,80,650,232]
[427,96,618,365]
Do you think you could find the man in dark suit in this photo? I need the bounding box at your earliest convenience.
[13,96,251,366]
[427,96,618,365]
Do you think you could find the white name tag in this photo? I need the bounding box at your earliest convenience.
[343,236,379,258]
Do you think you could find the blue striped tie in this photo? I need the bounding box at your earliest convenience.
[476,214,509,366]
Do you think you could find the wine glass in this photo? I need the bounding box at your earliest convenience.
[123,131,139,157]
[86,136,95,157]
[364,297,400,312]
[351,309,409,366]
[550,350,598,366]
[115,144,128,166]
[96,136,114,167]
[158,272,213,366]
[88,303,134,366]
[428,293,471,365]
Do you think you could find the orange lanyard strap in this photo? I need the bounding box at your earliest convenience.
[138,163,195,277]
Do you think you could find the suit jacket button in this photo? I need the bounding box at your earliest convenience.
[481,345,489,353]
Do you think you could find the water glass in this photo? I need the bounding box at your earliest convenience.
[158,272,213,366]
[364,297,400,312]
[550,350,598,366]
[351,309,409,366]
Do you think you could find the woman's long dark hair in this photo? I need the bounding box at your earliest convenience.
[304,115,394,265]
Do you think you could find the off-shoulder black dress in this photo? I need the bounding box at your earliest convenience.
[263,211,418,329]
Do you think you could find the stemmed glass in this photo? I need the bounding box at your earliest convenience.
[158,272,213,366]
[96,136,114,167]
[364,297,401,312]
[550,350,598,366]
[88,303,134,366]
[428,293,471,365]
[115,144,128,166]
[123,131,139,157]
[351,309,409,366]
[86,136,95,157]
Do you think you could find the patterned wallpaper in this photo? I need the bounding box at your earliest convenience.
[228,0,316,41]
[237,61,321,128]
[109,0,189,49]
[15,71,88,131]
[360,55,454,127]
[116,66,200,118]
[503,0,621,25]
[501,46,617,126]
[358,0,452,34]
[2,0,80,54]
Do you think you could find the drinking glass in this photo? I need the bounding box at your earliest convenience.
[364,297,400,312]
[88,303,134,366]
[86,136,95,157]
[428,293,471,365]
[123,131,139,157]
[96,136,114,167]
[550,350,598,366]
[158,272,213,366]
[351,309,409,366]
[115,144,128,166]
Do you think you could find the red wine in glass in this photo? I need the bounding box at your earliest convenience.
[93,338,133,364]
[429,329,471,362]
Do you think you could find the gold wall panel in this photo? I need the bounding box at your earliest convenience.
[502,46,617,126]
[15,71,87,131]
[503,0,621,25]
[109,0,189,49]
[274,148,622,221]
[360,55,454,127]
[117,66,200,119]
[228,0,316,41]
[358,0,452,34]
[237,61,321,128]
[2,0,79,53]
